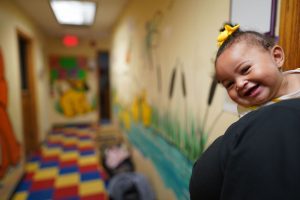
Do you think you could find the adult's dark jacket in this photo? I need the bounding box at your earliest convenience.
[189,99,300,200]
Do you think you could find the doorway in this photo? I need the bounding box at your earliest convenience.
[97,51,111,124]
[17,30,39,157]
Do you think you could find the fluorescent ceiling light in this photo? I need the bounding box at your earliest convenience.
[50,0,96,26]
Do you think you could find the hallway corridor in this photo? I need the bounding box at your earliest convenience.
[2,1,291,199]
[11,126,108,200]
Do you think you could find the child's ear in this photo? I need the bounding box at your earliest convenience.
[272,45,285,68]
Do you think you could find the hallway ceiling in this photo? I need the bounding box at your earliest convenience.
[13,0,128,40]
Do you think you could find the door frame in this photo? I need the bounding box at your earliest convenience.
[279,0,300,71]
[17,29,39,156]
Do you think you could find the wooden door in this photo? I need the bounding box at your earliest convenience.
[17,31,39,157]
[279,0,300,71]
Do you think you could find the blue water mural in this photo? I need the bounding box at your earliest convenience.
[127,123,193,200]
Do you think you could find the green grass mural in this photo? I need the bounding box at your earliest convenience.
[113,97,207,161]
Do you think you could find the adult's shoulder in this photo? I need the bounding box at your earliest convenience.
[219,98,300,199]
[239,98,300,128]
[228,99,300,132]
[190,99,300,200]
[219,99,300,170]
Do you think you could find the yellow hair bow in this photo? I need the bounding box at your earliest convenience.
[217,24,240,47]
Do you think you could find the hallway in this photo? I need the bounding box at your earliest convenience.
[2,0,298,199]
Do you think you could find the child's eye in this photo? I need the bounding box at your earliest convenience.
[223,81,234,89]
[240,65,250,74]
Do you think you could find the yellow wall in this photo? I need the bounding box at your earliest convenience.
[0,0,50,142]
[111,0,238,148]
[111,2,282,197]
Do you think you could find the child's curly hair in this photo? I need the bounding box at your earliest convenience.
[215,23,276,64]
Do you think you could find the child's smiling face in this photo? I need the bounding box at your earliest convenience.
[215,41,285,107]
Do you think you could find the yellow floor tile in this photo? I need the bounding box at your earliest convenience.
[33,167,58,181]
[55,173,80,188]
[79,180,105,196]
[63,138,78,145]
[60,151,79,161]
[11,192,28,200]
[78,155,98,166]
[42,147,61,156]
[25,162,39,172]
[78,140,93,147]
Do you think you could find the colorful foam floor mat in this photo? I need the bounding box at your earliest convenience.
[11,127,108,200]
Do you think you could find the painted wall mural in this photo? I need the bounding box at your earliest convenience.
[122,8,208,161]
[145,10,163,70]
[49,56,96,117]
[110,1,233,199]
[114,89,205,162]
[113,89,197,200]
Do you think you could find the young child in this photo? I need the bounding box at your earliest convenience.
[189,24,300,200]
[215,24,300,117]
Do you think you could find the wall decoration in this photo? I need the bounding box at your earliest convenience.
[0,49,21,179]
[112,4,228,198]
[113,6,208,169]
[127,123,192,200]
[49,56,96,117]
[145,10,163,70]
[113,92,197,200]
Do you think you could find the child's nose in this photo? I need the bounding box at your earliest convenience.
[236,78,247,91]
